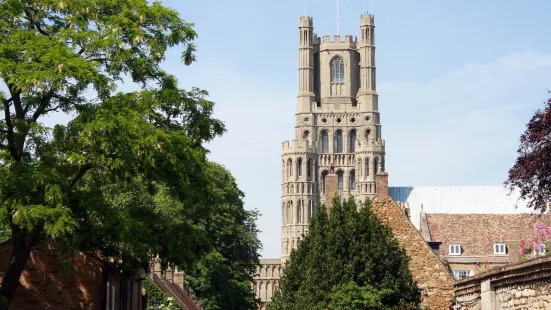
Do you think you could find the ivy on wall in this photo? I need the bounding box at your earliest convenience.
[143,278,182,310]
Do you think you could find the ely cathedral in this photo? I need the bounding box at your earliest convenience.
[253,11,536,309]
[280,13,383,263]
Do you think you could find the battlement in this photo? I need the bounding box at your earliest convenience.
[299,16,313,27]
[360,13,374,26]
[321,34,358,45]
[282,139,316,154]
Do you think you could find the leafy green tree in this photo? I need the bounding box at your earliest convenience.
[0,0,225,307]
[269,198,420,310]
[186,162,261,310]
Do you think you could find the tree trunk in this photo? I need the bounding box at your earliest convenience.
[0,226,40,310]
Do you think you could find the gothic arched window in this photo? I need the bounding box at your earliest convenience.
[331,56,344,83]
[321,130,329,153]
[288,201,293,223]
[349,169,356,190]
[296,200,302,224]
[282,202,285,224]
[348,129,356,153]
[288,158,293,177]
[365,158,370,176]
[374,157,379,174]
[307,158,312,179]
[335,130,343,153]
[365,129,371,141]
[337,170,344,191]
[297,158,303,177]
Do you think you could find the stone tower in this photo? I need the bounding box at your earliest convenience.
[280,14,385,261]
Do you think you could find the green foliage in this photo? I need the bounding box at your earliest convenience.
[185,162,261,310]
[158,297,181,310]
[0,0,253,307]
[327,282,395,310]
[143,279,181,310]
[269,198,420,310]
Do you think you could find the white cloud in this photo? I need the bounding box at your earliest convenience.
[381,51,551,187]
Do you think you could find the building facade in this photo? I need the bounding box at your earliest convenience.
[281,13,384,263]
[421,213,550,280]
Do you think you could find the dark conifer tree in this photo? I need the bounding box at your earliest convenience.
[269,198,420,310]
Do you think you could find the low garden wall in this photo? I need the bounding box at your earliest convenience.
[453,255,551,309]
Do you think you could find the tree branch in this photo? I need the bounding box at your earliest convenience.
[31,90,55,122]
[2,100,20,161]
[8,85,23,120]
[68,163,93,188]
[23,8,50,37]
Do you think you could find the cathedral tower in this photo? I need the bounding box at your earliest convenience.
[280,13,385,261]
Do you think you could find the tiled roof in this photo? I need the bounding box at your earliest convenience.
[425,213,549,257]
[389,186,534,230]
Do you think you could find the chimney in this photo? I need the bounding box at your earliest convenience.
[152,256,162,278]
[325,173,339,216]
[375,172,389,199]
[173,267,185,288]
[166,266,173,282]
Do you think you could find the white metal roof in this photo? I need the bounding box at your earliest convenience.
[388,186,536,230]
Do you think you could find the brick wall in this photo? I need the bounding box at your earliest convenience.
[372,173,455,309]
[0,240,106,310]
[454,256,551,310]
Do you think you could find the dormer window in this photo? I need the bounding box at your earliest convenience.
[330,56,344,83]
[534,244,546,256]
[449,244,461,256]
[494,243,507,255]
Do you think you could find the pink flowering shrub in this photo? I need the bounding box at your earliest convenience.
[517,221,551,262]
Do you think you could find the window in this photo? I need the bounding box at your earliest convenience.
[534,244,546,256]
[330,56,344,83]
[364,158,369,176]
[365,129,371,140]
[106,282,110,309]
[106,281,115,310]
[296,200,302,224]
[335,130,343,153]
[307,159,312,178]
[288,159,292,177]
[494,243,507,255]
[337,171,344,191]
[449,244,461,256]
[297,158,302,177]
[349,170,356,190]
[453,270,471,280]
[348,129,356,153]
[321,130,329,153]
[373,157,379,174]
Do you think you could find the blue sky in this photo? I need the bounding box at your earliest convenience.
[46,0,551,258]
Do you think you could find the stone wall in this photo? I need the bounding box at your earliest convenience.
[453,255,551,310]
[372,173,455,309]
